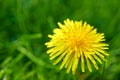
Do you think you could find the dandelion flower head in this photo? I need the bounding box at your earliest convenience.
[45,19,109,74]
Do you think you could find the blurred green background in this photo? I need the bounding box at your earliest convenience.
[0,0,120,80]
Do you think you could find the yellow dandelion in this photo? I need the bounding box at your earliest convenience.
[45,19,109,74]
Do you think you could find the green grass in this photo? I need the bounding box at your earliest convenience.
[0,0,120,80]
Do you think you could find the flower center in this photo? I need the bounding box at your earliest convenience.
[75,39,85,48]
[68,34,86,49]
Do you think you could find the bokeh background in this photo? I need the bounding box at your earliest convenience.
[0,0,120,80]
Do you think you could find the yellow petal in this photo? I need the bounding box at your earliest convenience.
[60,50,72,69]
[66,55,74,73]
[84,54,92,72]
[64,55,72,68]
[81,52,85,72]
[92,54,102,64]
[50,46,67,59]
[72,56,79,74]
[86,53,99,70]
[96,48,109,56]
[50,51,63,60]
[53,50,68,65]
[94,51,107,62]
